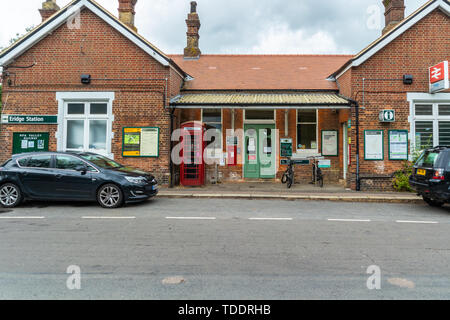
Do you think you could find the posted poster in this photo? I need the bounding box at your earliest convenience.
[365,130,384,160]
[123,127,159,157]
[321,130,338,156]
[389,130,408,160]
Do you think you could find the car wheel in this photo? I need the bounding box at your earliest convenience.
[0,183,23,208]
[423,196,444,208]
[97,184,124,209]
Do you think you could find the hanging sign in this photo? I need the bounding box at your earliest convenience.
[280,138,293,157]
[364,130,384,161]
[389,130,408,160]
[123,127,159,157]
[321,130,338,156]
[429,61,449,93]
[2,115,58,124]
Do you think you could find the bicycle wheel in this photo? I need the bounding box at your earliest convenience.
[287,176,293,189]
[318,177,324,188]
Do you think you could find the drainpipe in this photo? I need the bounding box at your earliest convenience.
[344,97,361,191]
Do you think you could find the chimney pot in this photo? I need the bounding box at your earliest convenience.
[118,0,138,32]
[382,0,405,35]
[39,0,60,22]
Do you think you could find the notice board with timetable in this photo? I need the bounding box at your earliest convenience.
[389,130,408,160]
[364,130,384,161]
[12,132,49,155]
[123,127,160,157]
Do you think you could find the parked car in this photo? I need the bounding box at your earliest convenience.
[0,152,158,209]
[409,146,450,207]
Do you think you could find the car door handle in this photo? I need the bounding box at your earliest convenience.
[55,174,63,179]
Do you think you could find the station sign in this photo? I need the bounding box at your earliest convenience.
[429,61,449,93]
[1,114,58,124]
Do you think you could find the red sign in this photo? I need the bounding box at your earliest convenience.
[429,62,446,83]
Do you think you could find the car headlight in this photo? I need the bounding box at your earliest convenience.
[125,176,147,184]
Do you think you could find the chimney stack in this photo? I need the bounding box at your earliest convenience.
[118,0,138,32]
[184,1,201,59]
[382,0,405,35]
[39,0,60,22]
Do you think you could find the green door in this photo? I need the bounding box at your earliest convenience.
[244,124,276,179]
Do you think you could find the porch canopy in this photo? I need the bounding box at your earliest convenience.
[169,92,351,109]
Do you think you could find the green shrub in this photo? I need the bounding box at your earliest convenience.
[392,161,414,192]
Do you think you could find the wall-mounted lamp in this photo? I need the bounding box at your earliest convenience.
[403,74,413,85]
[81,74,91,85]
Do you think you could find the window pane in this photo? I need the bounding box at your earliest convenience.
[203,109,221,123]
[415,121,433,150]
[298,110,317,123]
[89,120,107,150]
[415,104,433,116]
[439,122,450,145]
[67,120,84,149]
[90,103,108,115]
[67,103,85,115]
[205,126,222,149]
[297,124,317,149]
[27,155,51,168]
[245,109,274,120]
[17,157,29,167]
[56,155,85,170]
[439,105,450,116]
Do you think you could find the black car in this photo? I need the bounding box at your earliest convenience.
[409,146,450,207]
[0,152,158,209]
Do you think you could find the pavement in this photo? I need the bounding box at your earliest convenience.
[159,182,422,203]
[0,198,449,300]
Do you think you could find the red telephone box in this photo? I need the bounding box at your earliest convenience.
[180,122,206,186]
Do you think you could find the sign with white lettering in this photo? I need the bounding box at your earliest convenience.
[123,127,159,157]
[1,115,58,124]
[429,61,449,93]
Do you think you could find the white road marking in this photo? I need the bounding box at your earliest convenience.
[328,218,371,222]
[166,217,217,220]
[396,220,438,224]
[0,216,45,219]
[82,216,136,219]
[249,218,293,221]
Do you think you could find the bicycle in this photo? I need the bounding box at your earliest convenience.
[307,156,324,188]
[281,158,294,189]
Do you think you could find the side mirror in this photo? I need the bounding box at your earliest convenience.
[75,164,87,175]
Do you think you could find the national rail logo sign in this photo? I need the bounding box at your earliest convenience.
[429,61,449,94]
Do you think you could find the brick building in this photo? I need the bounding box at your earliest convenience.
[0,0,449,190]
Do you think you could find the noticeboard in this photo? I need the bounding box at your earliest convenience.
[280,138,293,157]
[364,130,384,161]
[389,130,408,160]
[12,132,49,155]
[321,130,338,156]
[123,127,160,158]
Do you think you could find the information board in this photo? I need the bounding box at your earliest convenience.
[389,130,408,160]
[123,127,159,157]
[364,130,384,161]
[280,138,293,157]
[321,130,338,156]
[12,132,49,154]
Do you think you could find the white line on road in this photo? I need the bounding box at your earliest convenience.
[396,220,438,224]
[328,218,371,222]
[249,218,293,221]
[166,217,217,220]
[82,216,136,219]
[0,216,45,219]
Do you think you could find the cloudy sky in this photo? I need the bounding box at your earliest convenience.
[0,0,426,55]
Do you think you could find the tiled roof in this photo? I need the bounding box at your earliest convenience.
[170,93,350,106]
[169,54,353,90]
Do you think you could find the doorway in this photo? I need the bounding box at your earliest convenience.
[244,124,276,179]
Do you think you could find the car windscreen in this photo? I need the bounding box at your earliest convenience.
[80,154,123,169]
[415,151,441,168]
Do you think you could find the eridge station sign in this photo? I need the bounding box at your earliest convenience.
[1,115,58,124]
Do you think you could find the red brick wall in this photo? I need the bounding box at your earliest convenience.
[0,8,183,185]
[338,9,450,191]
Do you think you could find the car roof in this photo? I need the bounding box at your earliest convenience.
[11,151,99,159]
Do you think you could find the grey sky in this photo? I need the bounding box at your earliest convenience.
[0,0,426,55]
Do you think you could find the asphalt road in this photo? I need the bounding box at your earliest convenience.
[0,198,449,300]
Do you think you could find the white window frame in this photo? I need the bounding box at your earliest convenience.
[296,109,319,154]
[408,93,450,154]
[201,108,223,151]
[56,92,115,158]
